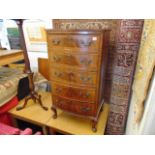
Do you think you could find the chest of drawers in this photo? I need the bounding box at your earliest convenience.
[46,30,110,132]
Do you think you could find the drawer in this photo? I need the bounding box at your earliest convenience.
[47,34,101,52]
[49,53,99,70]
[51,67,97,86]
[52,82,96,103]
[52,95,95,116]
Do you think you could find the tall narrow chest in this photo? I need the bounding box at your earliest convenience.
[46,30,110,132]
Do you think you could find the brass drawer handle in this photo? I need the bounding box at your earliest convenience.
[80,59,85,64]
[85,92,90,98]
[54,72,58,76]
[55,99,64,106]
[53,56,61,62]
[68,72,75,81]
[80,76,92,82]
[80,59,92,66]
[84,41,92,46]
[68,100,73,104]
[79,91,90,98]
[80,76,85,81]
[81,107,91,112]
[87,60,92,65]
[54,72,63,77]
[66,54,72,57]
[55,87,62,93]
[52,39,60,45]
[55,99,59,103]
[79,39,92,47]
[66,54,73,59]
[87,77,92,81]
[79,91,83,96]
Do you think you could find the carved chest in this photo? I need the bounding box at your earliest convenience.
[46,30,110,132]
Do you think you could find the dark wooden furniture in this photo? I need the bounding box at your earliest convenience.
[12,19,48,111]
[46,29,110,132]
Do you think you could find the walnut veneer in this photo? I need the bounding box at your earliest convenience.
[46,29,110,132]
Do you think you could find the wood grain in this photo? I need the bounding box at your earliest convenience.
[38,58,50,80]
[9,91,109,135]
[46,29,110,131]
[8,91,52,126]
[47,101,109,135]
[0,50,24,66]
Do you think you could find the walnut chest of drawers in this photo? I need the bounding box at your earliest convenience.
[46,29,110,132]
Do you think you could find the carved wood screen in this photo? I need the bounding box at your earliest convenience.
[52,19,144,134]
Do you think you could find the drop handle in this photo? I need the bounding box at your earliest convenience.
[55,99,64,106]
[81,107,91,112]
[80,76,85,81]
[80,59,92,66]
[53,56,61,62]
[80,76,92,83]
[79,39,92,46]
[66,54,72,57]
[54,72,63,77]
[85,92,90,98]
[84,41,92,46]
[87,60,92,65]
[79,91,83,96]
[68,72,75,81]
[66,54,73,59]
[52,39,60,45]
[55,87,62,93]
[79,91,90,98]
[87,77,92,81]
[55,99,59,103]
[80,59,85,64]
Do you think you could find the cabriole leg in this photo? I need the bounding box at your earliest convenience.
[92,120,97,132]
[51,106,57,119]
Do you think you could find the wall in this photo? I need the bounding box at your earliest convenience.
[0,20,11,49]
[1,19,52,71]
[23,19,52,71]
[28,51,48,71]
[126,71,155,134]
[139,71,155,134]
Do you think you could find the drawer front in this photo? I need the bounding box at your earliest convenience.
[51,67,97,86]
[47,34,101,52]
[49,53,99,70]
[52,95,95,116]
[52,83,96,103]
